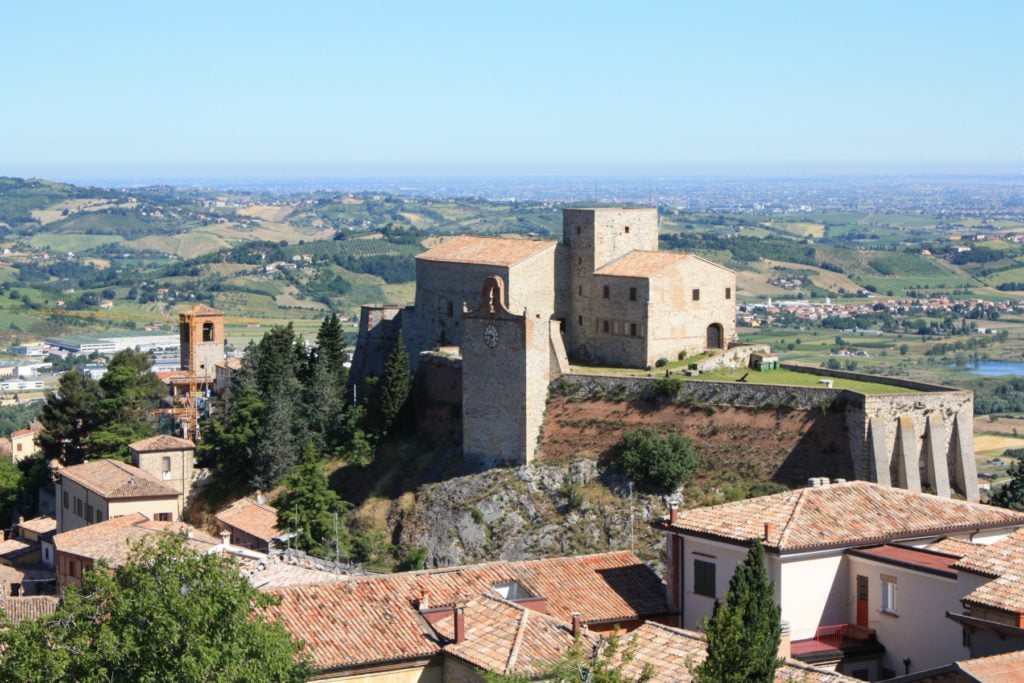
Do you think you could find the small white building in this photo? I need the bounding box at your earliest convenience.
[657,481,1024,681]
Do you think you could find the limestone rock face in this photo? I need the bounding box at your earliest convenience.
[394,458,665,571]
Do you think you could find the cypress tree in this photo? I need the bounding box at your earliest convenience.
[696,538,782,683]
[375,332,412,436]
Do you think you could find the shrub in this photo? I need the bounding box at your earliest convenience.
[677,350,688,361]
[616,428,699,494]
[655,357,669,368]
[653,376,683,399]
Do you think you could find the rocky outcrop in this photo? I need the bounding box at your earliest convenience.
[393,458,666,571]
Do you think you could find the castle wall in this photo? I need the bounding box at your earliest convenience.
[349,305,403,388]
[577,274,650,367]
[645,257,736,364]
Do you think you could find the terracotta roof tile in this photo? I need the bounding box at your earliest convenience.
[609,622,856,682]
[216,498,280,542]
[417,235,557,267]
[59,459,180,499]
[53,514,217,566]
[0,538,35,562]
[594,251,692,277]
[927,537,978,558]
[957,649,1024,682]
[957,529,1024,614]
[269,551,667,671]
[0,595,59,625]
[437,595,580,675]
[17,516,56,535]
[662,481,1024,552]
[241,555,348,591]
[128,434,195,452]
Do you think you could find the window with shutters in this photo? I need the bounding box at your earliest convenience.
[692,289,700,301]
[694,559,716,598]
[603,285,610,299]
[881,575,897,614]
[629,287,637,301]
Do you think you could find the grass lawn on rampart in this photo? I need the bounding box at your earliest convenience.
[692,367,920,394]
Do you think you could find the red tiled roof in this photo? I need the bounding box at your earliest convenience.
[0,595,59,625]
[436,595,580,676]
[59,459,179,499]
[11,429,33,438]
[17,515,56,535]
[594,251,691,277]
[847,544,960,578]
[216,498,279,543]
[957,649,1024,682]
[268,551,667,671]
[660,481,1024,552]
[927,537,978,558]
[128,434,195,452]
[956,529,1024,614]
[610,622,856,683]
[53,514,218,566]
[0,538,35,562]
[417,235,557,267]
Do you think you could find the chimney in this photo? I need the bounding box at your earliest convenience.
[418,590,430,611]
[669,501,679,524]
[571,612,582,639]
[764,522,774,542]
[219,530,230,546]
[778,620,791,660]
[454,606,466,644]
[255,489,265,505]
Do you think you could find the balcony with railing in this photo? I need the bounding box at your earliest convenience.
[791,624,885,665]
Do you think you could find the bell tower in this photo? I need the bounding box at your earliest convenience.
[462,276,552,465]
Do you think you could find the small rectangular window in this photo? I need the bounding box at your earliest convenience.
[694,559,716,598]
[446,301,454,317]
[603,285,610,299]
[625,226,630,234]
[578,316,583,326]
[63,491,69,509]
[881,576,896,614]
[155,513,172,522]
[85,504,93,523]
[577,257,582,265]
[162,456,172,474]
[629,287,637,301]
[576,226,581,235]
[725,287,732,300]
[602,320,610,333]
[692,289,700,301]
[578,285,583,296]
[75,498,82,516]
[630,323,637,337]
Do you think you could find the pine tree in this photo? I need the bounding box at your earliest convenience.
[314,312,349,387]
[275,443,350,558]
[38,369,103,465]
[88,349,165,460]
[696,539,782,683]
[374,332,412,437]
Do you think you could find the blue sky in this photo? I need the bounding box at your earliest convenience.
[2,1,1022,178]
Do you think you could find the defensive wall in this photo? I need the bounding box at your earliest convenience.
[548,365,978,500]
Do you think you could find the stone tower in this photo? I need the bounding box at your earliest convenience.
[563,207,659,360]
[179,304,225,382]
[462,276,562,465]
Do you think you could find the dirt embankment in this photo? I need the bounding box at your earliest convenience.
[539,398,854,500]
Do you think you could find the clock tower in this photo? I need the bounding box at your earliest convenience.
[462,275,560,465]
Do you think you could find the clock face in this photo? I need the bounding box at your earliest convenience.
[484,324,499,348]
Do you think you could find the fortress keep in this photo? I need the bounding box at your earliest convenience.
[351,207,737,465]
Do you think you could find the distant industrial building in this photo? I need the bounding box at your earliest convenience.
[43,333,179,356]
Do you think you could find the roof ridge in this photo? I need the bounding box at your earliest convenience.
[505,604,529,673]
[776,488,806,549]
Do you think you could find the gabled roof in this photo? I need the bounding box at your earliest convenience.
[594,250,734,278]
[658,481,1024,552]
[53,513,218,565]
[58,459,179,499]
[928,537,979,558]
[268,551,667,672]
[435,595,581,676]
[17,515,56,535]
[956,649,1024,682]
[609,622,856,682]
[216,498,280,543]
[956,529,1024,614]
[416,235,557,268]
[129,434,195,452]
[0,537,35,562]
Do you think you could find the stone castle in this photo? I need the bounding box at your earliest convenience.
[351,207,737,464]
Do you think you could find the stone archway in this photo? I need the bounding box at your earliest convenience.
[706,323,724,350]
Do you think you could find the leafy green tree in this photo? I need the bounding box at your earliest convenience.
[373,332,412,436]
[275,444,350,558]
[696,539,782,683]
[0,532,312,683]
[0,460,22,528]
[617,428,699,494]
[37,369,102,465]
[991,459,1024,511]
[202,386,267,489]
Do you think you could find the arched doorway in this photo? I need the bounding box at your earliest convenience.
[706,323,723,350]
